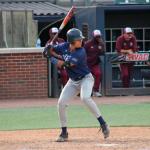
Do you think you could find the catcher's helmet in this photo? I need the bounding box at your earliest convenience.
[67,28,84,43]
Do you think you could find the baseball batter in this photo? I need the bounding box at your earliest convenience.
[46,28,110,142]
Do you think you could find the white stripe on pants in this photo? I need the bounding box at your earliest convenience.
[57,73,101,127]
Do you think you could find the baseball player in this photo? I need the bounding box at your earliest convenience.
[84,30,105,97]
[46,28,110,142]
[116,27,138,88]
[46,27,68,86]
[46,27,64,45]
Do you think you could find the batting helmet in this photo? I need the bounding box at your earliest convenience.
[67,28,84,43]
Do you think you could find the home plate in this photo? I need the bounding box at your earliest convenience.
[96,143,119,147]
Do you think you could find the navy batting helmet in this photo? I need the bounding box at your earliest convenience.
[67,28,84,43]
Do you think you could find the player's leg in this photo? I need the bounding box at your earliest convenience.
[128,63,134,84]
[57,79,78,142]
[91,65,102,97]
[80,73,110,139]
[59,68,69,86]
[80,73,100,117]
[120,64,130,87]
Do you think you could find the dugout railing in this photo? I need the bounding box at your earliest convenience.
[103,53,150,96]
[48,53,150,97]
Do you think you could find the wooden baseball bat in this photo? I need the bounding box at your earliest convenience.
[50,6,76,44]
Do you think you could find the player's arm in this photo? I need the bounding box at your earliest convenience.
[120,49,133,54]
[116,38,132,54]
[43,44,62,59]
[50,57,75,68]
[121,37,138,54]
[116,38,124,54]
[50,47,62,59]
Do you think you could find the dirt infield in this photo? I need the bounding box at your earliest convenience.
[0,96,149,150]
[0,127,150,150]
[0,96,150,108]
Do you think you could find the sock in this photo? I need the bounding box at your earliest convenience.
[61,127,67,134]
[97,116,106,126]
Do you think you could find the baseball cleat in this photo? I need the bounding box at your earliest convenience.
[93,92,102,97]
[56,132,68,142]
[100,123,110,139]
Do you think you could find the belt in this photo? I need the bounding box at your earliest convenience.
[72,75,85,81]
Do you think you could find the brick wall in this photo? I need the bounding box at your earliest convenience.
[0,48,48,99]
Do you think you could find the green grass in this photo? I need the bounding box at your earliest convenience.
[0,103,150,131]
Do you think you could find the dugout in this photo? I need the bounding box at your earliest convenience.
[75,4,150,95]
[32,4,75,98]
[35,14,74,97]
[34,15,74,98]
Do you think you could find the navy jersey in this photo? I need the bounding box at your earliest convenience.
[53,42,90,80]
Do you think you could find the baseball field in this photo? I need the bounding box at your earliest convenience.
[0,96,150,150]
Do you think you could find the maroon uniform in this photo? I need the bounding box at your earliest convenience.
[46,38,68,86]
[116,35,137,53]
[116,34,138,88]
[46,38,64,46]
[84,39,105,92]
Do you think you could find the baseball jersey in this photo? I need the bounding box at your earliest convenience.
[84,39,105,67]
[116,35,138,53]
[53,42,90,80]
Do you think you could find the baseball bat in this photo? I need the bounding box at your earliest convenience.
[50,6,76,44]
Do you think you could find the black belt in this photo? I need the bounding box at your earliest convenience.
[72,75,85,81]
